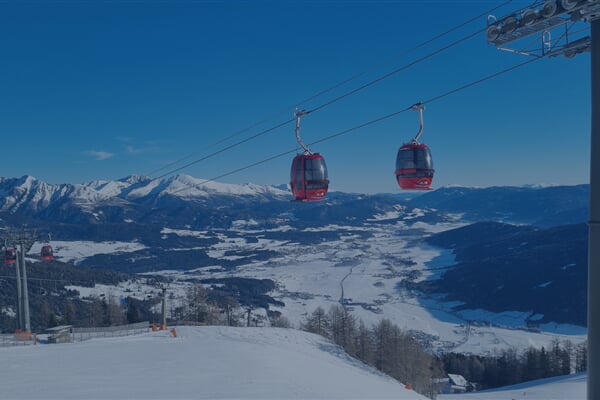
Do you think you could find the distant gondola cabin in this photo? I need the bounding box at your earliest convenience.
[41,245,54,261]
[4,248,17,265]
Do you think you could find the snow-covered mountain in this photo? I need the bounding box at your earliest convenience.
[409,184,589,227]
[0,175,589,228]
[0,174,289,218]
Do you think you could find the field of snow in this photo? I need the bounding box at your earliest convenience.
[178,222,585,355]
[0,326,428,400]
[65,281,164,303]
[28,240,147,265]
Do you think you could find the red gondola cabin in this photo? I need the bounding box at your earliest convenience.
[395,142,434,190]
[41,245,54,261]
[4,248,17,265]
[290,153,329,202]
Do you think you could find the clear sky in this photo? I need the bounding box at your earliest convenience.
[0,0,592,193]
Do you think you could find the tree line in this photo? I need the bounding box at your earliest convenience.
[440,339,587,390]
[295,305,587,396]
[299,305,443,398]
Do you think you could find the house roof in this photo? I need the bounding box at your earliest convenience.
[448,373,468,387]
[45,325,72,333]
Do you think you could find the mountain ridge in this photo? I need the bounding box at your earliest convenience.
[0,174,589,226]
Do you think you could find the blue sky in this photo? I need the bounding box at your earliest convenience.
[0,0,592,193]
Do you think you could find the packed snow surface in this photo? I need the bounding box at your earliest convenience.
[0,326,428,400]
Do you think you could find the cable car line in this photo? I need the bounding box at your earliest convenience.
[421,57,540,105]
[154,118,294,180]
[147,1,513,180]
[176,56,542,193]
[309,57,542,148]
[154,24,491,181]
[147,116,281,177]
[307,27,485,115]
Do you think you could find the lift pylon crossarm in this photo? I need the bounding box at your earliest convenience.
[487,0,600,55]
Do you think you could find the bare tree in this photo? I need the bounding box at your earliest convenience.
[299,306,442,397]
[328,304,356,354]
[185,284,209,322]
[270,313,292,328]
[575,341,587,373]
[301,306,330,338]
[372,318,395,375]
[354,320,373,364]
[245,305,254,327]
[221,295,239,326]
[62,299,77,325]
[106,292,125,326]
[88,295,106,327]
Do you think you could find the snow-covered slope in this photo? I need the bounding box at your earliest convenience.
[0,326,428,400]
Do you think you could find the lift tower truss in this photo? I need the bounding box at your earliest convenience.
[487,1,599,399]
[1,230,38,337]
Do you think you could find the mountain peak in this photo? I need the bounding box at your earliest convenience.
[119,175,151,185]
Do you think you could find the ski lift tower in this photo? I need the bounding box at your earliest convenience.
[486,1,600,398]
[159,284,168,330]
[1,230,38,337]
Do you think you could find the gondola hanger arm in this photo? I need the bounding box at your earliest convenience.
[294,108,313,155]
[411,102,425,143]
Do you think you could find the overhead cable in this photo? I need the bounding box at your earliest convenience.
[170,56,542,193]
[153,26,487,179]
[148,1,513,179]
